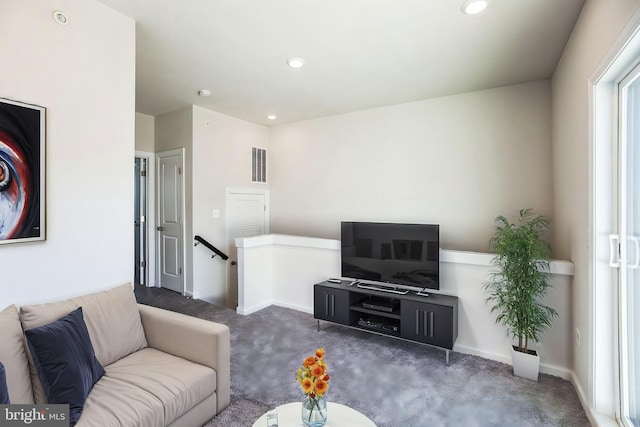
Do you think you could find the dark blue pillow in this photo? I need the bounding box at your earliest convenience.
[0,362,9,404]
[25,307,104,426]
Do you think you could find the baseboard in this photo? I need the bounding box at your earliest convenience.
[569,373,622,427]
[453,344,573,380]
[273,301,313,315]
[570,372,597,426]
[237,300,273,315]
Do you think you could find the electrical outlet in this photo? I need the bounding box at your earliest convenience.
[576,328,581,346]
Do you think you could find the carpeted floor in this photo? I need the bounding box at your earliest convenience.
[135,285,591,427]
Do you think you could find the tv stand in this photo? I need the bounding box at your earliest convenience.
[314,280,458,365]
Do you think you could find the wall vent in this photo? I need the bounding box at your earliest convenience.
[252,147,267,183]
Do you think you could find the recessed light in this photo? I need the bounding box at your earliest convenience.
[267,115,277,120]
[286,57,305,69]
[197,89,212,97]
[53,10,69,25]
[461,0,488,15]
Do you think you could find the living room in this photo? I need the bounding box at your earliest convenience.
[2,0,640,425]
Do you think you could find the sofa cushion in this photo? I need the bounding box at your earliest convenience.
[20,284,147,366]
[105,348,217,425]
[0,362,9,404]
[77,375,165,427]
[25,307,105,426]
[20,284,148,403]
[0,305,33,404]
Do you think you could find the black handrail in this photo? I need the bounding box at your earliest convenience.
[194,235,229,260]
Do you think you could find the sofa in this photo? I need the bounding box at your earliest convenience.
[0,283,230,426]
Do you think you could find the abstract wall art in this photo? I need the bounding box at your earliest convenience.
[0,98,45,244]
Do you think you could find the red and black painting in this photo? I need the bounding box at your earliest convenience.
[0,98,45,244]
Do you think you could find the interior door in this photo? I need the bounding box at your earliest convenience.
[157,150,184,294]
[227,191,267,308]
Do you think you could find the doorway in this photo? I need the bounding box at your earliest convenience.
[134,157,148,286]
[157,149,185,294]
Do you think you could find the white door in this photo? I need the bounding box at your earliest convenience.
[227,191,267,308]
[157,150,184,294]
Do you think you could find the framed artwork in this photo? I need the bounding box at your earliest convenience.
[0,98,45,244]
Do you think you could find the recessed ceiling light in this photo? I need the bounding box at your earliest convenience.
[286,57,305,69]
[461,0,488,15]
[52,10,69,25]
[197,89,212,97]
[267,115,277,120]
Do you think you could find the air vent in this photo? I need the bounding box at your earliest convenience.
[252,147,267,183]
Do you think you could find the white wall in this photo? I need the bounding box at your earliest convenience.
[191,106,268,305]
[236,234,575,378]
[155,107,194,295]
[551,0,640,419]
[0,0,135,308]
[135,112,155,152]
[268,80,554,254]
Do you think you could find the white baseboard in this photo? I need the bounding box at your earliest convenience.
[237,300,273,315]
[450,344,573,379]
[273,301,313,315]
[569,372,621,427]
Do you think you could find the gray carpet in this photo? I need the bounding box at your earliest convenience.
[135,286,591,427]
[205,399,271,426]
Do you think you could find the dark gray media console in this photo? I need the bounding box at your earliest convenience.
[314,280,458,365]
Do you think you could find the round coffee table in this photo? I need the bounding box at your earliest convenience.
[252,401,376,427]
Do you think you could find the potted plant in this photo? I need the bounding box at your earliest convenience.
[483,209,558,381]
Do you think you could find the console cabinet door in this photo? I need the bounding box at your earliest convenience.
[400,300,454,349]
[314,286,351,325]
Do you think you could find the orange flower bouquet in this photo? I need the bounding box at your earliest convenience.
[296,348,330,427]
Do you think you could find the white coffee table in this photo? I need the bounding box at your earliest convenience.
[252,401,376,427]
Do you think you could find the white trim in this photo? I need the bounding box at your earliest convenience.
[235,235,575,275]
[237,300,274,315]
[236,233,338,250]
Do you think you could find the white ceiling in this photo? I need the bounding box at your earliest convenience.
[97,0,585,126]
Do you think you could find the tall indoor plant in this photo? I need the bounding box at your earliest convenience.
[483,209,558,380]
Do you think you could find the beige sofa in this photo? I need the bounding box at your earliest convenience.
[0,284,230,426]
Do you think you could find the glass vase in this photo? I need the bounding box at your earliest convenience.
[301,394,327,427]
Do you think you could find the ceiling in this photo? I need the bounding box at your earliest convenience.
[97,0,586,126]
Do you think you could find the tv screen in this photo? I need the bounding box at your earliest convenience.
[341,222,440,290]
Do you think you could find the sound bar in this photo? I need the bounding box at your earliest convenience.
[356,283,408,295]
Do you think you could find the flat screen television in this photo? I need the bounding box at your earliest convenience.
[341,222,440,291]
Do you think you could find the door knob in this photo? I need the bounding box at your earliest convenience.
[157,226,164,231]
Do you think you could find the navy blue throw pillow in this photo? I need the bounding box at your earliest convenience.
[0,362,9,404]
[25,307,104,426]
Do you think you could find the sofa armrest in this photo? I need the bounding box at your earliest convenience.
[137,304,230,413]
